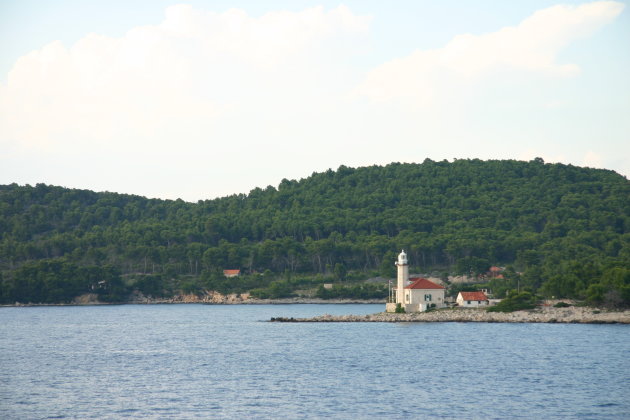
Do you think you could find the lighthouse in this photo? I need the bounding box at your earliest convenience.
[386,249,446,313]
[395,250,409,305]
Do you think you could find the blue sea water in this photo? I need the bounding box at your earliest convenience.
[1,304,629,419]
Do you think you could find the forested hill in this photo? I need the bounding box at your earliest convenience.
[1,158,629,305]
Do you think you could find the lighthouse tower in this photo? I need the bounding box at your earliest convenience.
[395,250,409,305]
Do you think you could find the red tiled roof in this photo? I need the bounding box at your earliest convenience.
[460,291,489,301]
[405,278,445,290]
[489,266,502,272]
[223,269,240,275]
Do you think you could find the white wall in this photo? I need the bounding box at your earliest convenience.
[406,289,445,311]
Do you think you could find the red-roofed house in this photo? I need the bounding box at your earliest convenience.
[456,291,489,307]
[386,250,446,313]
[489,266,504,278]
[223,269,240,278]
[403,277,446,312]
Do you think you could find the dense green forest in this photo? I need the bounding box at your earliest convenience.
[1,158,629,306]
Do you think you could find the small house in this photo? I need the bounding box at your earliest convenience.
[456,291,489,307]
[403,277,446,312]
[223,269,240,278]
[488,266,504,278]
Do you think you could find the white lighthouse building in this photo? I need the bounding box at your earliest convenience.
[395,250,408,305]
[386,250,446,313]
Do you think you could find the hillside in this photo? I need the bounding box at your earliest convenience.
[1,158,629,305]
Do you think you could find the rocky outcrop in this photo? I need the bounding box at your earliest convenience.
[127,290,248,304]
[270,306,630,324]
[125,290,383,305]
[72,293,101,304]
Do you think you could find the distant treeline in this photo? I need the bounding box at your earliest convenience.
[1,158,629,306]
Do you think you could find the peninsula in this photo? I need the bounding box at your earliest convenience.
[270,306,630,324]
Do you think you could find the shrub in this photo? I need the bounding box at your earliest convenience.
[487,291,538,313]
[315,283,387,300]
[250,280,294,299]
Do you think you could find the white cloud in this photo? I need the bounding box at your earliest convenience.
[356,1,624,104]
[0,5,370,153]
[0,4,374,199]
[0,2,626,200]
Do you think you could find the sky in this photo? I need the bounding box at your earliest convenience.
[1,0,628,201]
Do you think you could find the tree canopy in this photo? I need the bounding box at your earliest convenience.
[1,158,628,305]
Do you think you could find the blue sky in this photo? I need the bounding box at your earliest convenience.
[1,1,628,200]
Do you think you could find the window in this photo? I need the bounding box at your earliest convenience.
[424,294,432,302]
[467,301,471,304]
[406,294,409,303]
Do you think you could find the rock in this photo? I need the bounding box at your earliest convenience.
[72,293,100,305]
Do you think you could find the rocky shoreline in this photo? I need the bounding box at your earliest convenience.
[125,292,383,305]
[270,306,630,324]
[2,292,384,307]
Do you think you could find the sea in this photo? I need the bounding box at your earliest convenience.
[1,304,629,419]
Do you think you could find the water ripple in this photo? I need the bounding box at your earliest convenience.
[1,304,629,419]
